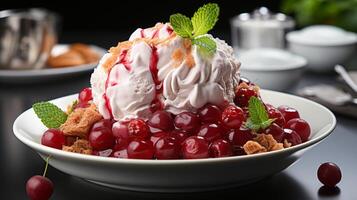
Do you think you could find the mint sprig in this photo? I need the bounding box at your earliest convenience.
[191,3,219,37]
[169,3,219,54]
[192,36,217,54]
[33,102,68,128]
[245,97,275,131]
[170,14,193,38]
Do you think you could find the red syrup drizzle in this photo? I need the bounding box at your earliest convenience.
[103,70,113,118]
[148,25,175,112]
[119,49,131,71]
[151,28,160,39]
[149,46,163,112]
[103,49,131,118]
[140,29,145,38]
[166,26,173,35]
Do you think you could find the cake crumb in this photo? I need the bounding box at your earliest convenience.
[243,141,267,155]
[62,139,92,155]
[283,139,292,148]
[60,104,102,138]
[271,143,284,151]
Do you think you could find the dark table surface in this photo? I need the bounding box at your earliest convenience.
[1,32,356,200]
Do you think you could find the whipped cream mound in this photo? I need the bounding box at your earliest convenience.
[91,23,240,121]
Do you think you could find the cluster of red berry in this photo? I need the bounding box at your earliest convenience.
[27,80,342,200]
[41,79,311,160]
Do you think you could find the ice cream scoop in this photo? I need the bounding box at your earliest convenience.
[91,23,240,121]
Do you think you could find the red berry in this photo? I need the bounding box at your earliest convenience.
[89,128,115,151]
[234,87,257,107]
[41,129,65,149]
[228,127,254,146]
[75,101,90,109]
[221,105,245,129]
[264,123,284,142]
[197,123,222,142]
[127,140,154,159]
[111,149,128,158]
[148,110,174,131]
[219,122,232,138]
[209,139,233,158]
[283,128,302,146]
[278,105,300,122]
[92,119,113,131]
[169,130,189,144]
[239,77,251,85]
[78,87,92,103]
[181,136,209,159]
[26,175,53,200]
[112,122,129,140]
[318,162,342,187]
[174,112,201,133]
[154,136,180,159]
[150,131,168,145]
[285,118,311,142]
[198,104,222,123]
[127,119,150,140]
[267,107,285,127]
[113,137,129,151]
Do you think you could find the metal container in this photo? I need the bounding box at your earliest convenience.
[0,8,59,70]
[230,7,295,51]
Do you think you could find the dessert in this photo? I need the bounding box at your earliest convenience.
[47,43,100,68]
[33,3,311,160]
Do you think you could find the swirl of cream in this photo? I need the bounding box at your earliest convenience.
[91,23,240,120]
[159,35,241,114]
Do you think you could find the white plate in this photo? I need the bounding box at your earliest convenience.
[13,90,336,192]
[0,44,106,83]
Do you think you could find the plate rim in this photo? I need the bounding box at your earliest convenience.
[13,89,336,165]
[0,44,106,78]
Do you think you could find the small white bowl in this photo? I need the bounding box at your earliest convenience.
[287,25,357,72]
[13,90,336,192]
[238,48,307,91]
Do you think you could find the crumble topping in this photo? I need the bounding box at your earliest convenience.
[62,139,92,155]
[254,134,283,151]
[243,141,267,155]
[283,139,292,148]
[244,134,284,154]
[60,104,102,138]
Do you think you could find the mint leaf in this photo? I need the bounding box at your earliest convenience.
[33,102,68,128]
[191,3,219,37]
[169,3,219,55]
[249,96,269,124]
[192,36,217,55]
[245,96,275,131]
[169,13,193,38]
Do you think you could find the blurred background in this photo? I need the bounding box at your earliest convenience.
[0,0,354,46]
[1,0,283,41]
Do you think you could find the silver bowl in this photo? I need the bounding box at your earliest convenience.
[0,8,59,70]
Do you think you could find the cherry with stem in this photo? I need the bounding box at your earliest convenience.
[26,156,54,200]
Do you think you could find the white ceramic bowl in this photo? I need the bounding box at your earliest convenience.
[13,90,336,192]
[239,48,307,91]
[287,25,357,72]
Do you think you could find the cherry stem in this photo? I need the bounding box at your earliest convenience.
[42,156,51,177]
